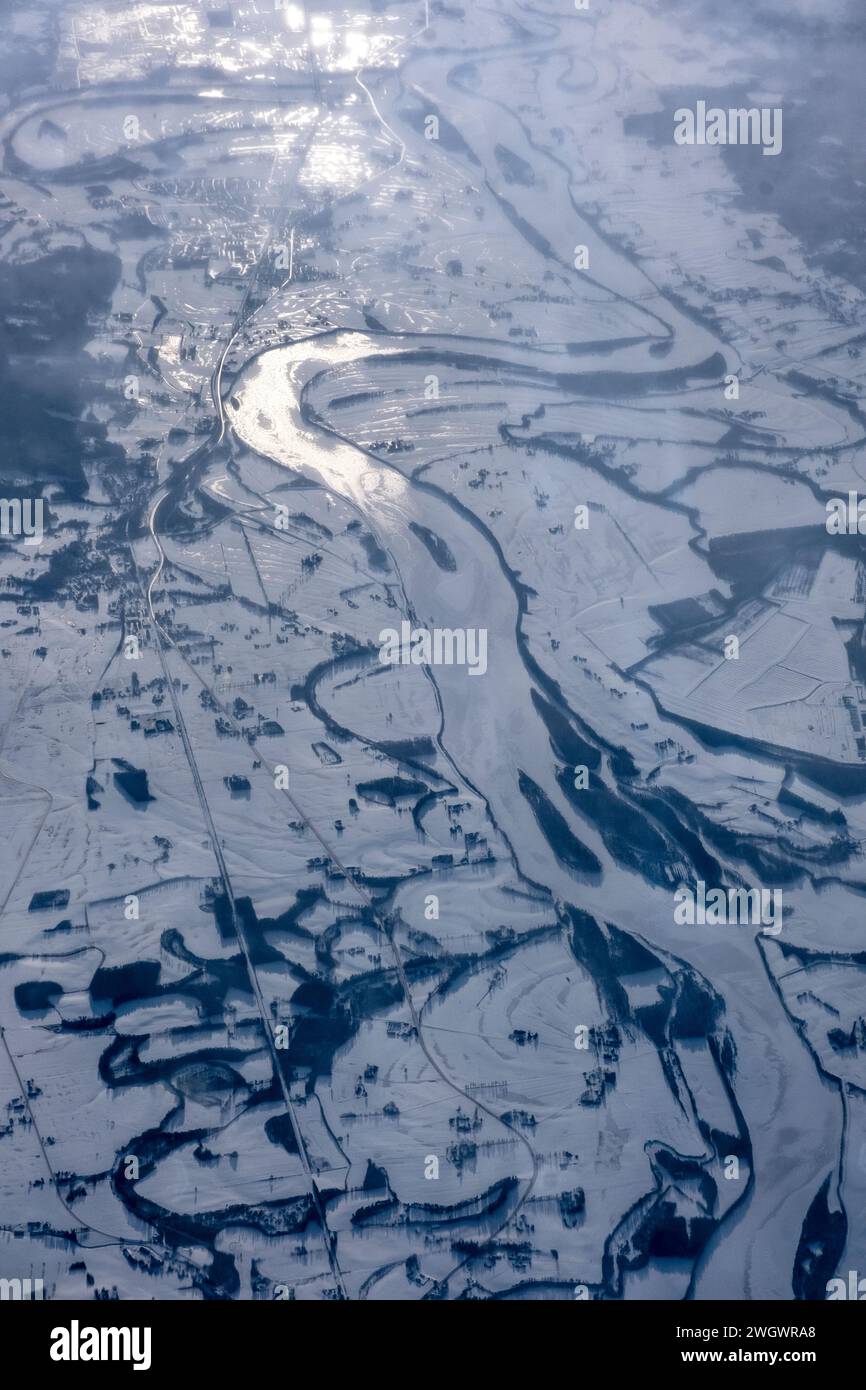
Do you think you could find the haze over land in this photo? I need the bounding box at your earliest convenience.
[0,0,865,1301]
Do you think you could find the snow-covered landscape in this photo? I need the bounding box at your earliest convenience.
[0,0,865,1303]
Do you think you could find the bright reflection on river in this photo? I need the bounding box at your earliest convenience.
[311,14,333,46]
[280,3,306,31]
[231,335,410,525]
[300,139,376,191]
[281,5,397,71]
